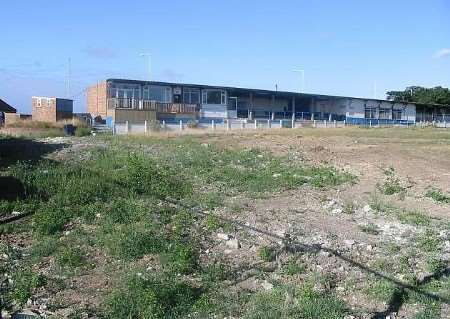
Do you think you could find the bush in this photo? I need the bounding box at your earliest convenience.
[105,273,200,319]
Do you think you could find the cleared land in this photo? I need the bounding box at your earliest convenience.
[0,127,449,319]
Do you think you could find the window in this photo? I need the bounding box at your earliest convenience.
[364,107,376,119]
[143,85,171,103]
[392,109,402,120]
[202,90,226,105]
[379,108,391,119]
[183,88,200,104]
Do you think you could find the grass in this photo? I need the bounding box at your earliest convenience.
[425,187,450,204]
[0,135,356,317]
[417,229,441,253]
[258,246,276,262]
[358,222,380,235]
[243,285,348,319]
[365,279,399,303]
[10,269,47,305]
[105,272,201,319]
[282,260,307,275]
[378,167,405,195]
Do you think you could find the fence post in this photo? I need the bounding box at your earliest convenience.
[227,119,231,131]
[334,120,336,128]
[126,121,129,134]
[162,120,166,130]
[144,120,148,134]
[369,120,372,128]
[112,121,115,135]
[313,120,316,128]
[292,119,295,129]
[212,119,215,130]
[241,121,245,129]
[179,120,183,131]
[343,120,346,127]
[268,119,271,128]
[279,119,282,128]
[254,120,257,129]
[324,120,327,128]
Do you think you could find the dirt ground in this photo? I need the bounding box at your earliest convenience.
[2,127,449,318]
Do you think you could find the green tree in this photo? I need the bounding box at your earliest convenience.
[386,86,450,105]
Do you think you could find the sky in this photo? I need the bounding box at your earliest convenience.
[1,0,449,113]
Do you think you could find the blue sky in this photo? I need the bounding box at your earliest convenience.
[1,0,449,113]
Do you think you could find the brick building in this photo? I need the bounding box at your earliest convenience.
[32,97,73,122]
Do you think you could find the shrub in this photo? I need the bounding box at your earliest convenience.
[105,273,200,319]
[359,223,380,235]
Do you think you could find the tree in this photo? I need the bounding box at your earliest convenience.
[386,86,450,105]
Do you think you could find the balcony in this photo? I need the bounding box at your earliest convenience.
[108,98,199,114]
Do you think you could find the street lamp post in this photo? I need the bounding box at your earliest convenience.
[292,69,305,93]
[140,53,151,80]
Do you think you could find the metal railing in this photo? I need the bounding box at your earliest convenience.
[108,98,199,114]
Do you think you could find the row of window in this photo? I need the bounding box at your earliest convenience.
[364,107,403,120]
[109,85,227,105]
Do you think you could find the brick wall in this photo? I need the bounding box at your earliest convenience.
[32,97,57,122]
[87,81,108,119]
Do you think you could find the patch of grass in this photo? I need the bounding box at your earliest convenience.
[102,223,164,260]
[204,214,224,231]
[378,167,405,195]
[417,229,441,253]
[398,210,431,226]
[162,242,198,274]
[56,246,85,268]
[342,200,357,214]
[282,260,306,275]
[426,255,446,273]
[365,279,399,303]
[11,269,47,305]
[74,126,91,137]
[425,188,450,204]
[243,285,348,319]
[201,263,231,285]
[358,222,380,235]
[30,236,59,260]
[105,272,201,319]
[258,246,276,262]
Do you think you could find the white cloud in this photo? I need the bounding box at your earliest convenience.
[433,48,450,59]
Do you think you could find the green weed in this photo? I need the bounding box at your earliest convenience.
[258,246,276,262]
[425,188,450,204]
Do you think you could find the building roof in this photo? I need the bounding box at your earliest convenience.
[0,99,16,113]
[106,78,450,109]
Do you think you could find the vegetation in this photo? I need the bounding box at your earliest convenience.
[258,246,276,262]
[425,187,450,204]
[0,135,356,316]
[387,86,450,105]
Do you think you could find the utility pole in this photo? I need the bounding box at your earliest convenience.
[140,53,151,80]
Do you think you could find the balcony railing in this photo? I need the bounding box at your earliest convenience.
[108,98,199,114]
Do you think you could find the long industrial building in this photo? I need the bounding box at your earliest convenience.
[86,79,450,126]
